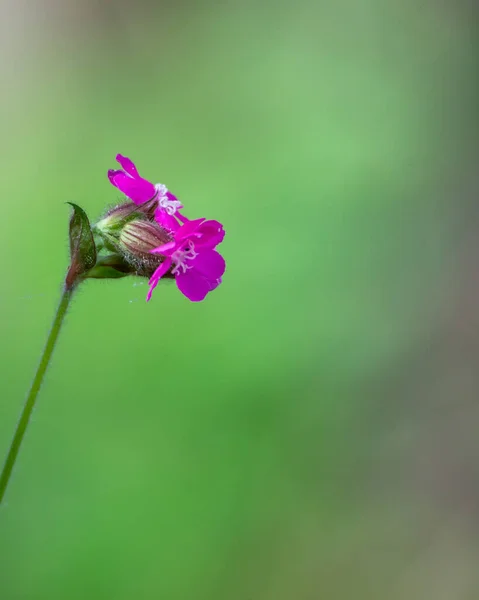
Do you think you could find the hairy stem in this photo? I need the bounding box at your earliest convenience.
[0,287,73,504]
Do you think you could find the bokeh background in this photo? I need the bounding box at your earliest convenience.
[1,0,478,598]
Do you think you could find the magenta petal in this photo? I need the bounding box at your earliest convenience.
[195,220,225,249]
[176,270,211,302]
[176,218,206,241]
[191,250,225,280]
[146,284,155,302]
[166,190,180,202]
[166,192,183,211]
[151,240,177,255]
[176,211,189,224]
[207,277,222,291]
[108,169,124,185]
[116,154,141,179]
[155,209,180,233]
[111,172,156,204]
[147,258,172,301]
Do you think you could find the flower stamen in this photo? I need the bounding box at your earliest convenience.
[154,183,182,215]
[171,241,198,275]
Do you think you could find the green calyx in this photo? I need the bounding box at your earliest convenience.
[65,199,172,286]
[65,203,136,286]
[65,203,97,288]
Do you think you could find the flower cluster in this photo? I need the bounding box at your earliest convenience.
[106,154,225,302]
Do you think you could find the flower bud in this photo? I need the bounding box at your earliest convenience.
[110,219,174,277]
[95,199,157,234]
[93,198,175,278]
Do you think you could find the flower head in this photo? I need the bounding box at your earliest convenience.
[103,153,226,302]
[108,154,183,229]
[148,218,226,302]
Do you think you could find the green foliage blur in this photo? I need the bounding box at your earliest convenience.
[1,0,478,598]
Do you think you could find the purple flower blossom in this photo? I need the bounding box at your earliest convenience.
[105,153,226,302]
[148,218,226,302]
[108,154,183,229]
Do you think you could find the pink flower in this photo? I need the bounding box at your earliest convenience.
[148,218,226,302]
[108,154,182,229]
[106,154,226,302]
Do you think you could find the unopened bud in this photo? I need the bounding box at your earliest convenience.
[93,196,176,278]
[95,199,157,233]
[118,220,173,276]
[120,220,170,253]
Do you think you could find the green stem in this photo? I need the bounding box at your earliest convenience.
[0,287,73,504]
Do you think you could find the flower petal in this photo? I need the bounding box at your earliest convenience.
[146,285,155,302]
[166,190,182,206]
[116,154,141,179]
[110,172,156,205]
[151,240,177,255]
[176,270,211,302]
[176,211,189,224]
[108,169,124,185]
[207,277,222,292]
[191,249,226,280]
[176,218,206,241]
[146,258,172,301]
[155,208,180,233]
[195,220,225,249]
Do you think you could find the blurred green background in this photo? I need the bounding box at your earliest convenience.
[1,0,479,598]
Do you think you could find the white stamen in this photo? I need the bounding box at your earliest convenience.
[155,183,168,195]
[171,242,198,275]
[154,183,182,215]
